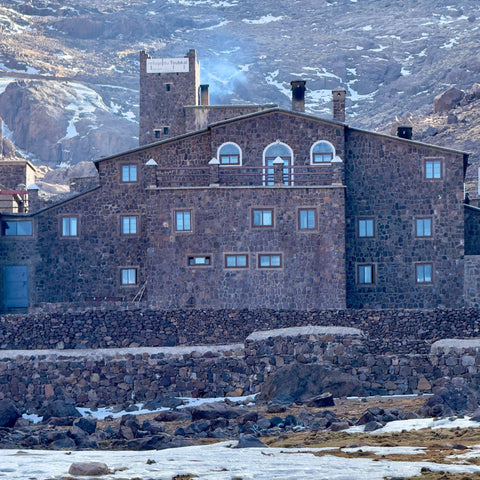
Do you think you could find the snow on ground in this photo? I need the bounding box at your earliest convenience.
[2,443,480,480]
[242,15,284,25]
[247,326,363,342]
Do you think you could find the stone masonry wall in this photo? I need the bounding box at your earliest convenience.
[3,326,480,411]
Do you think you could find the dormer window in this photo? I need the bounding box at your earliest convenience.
[311,141,335,164]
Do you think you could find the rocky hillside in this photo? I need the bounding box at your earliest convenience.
[0,0,479,180]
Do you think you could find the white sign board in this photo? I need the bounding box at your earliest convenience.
[146,58,189,73]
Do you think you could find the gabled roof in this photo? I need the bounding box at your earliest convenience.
[93,107,469,168]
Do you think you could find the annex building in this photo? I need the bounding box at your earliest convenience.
[0,49,476,312]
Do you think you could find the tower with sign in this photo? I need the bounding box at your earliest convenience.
[139,49,200,146]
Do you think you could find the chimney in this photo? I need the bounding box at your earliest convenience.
[27,183,40,213]
[397,126,413,140]
[332,87,346,122]
[200,84,209,106]
[290,80,306,112]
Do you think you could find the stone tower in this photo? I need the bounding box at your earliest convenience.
[139,49,200,146]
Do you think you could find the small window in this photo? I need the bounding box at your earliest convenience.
[188,255,211,266]
[358,219,374,238]
[425,159,442,179]
[252,209,273,227]
[218,142,241,166]
[225,254,248,268]
[2,220,32,236]
[175,211,192,232]
[299,209,316,230]
[166,83,172,92]
[311,140,335,164]
[154,129,161,139]
[416,218,432,237]
[358,265,374,284]
[258,254,282,268]
[121,165,137,183]
[163,126,169,135]
[416,263,432,283]
[62,217,78,237]
[121,216,137,235]
[121,268,137,285]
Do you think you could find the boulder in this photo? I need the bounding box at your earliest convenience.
[40,400,81,421]
[68,462,109,476]
[260,364,365,403]
[235,433,268,448]
[0,399,21,428]
[307,392,335,408]
[73,417,97,435]
[190,402,249,421]
[433,87,464,113]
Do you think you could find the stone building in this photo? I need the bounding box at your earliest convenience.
[0,49,474,312]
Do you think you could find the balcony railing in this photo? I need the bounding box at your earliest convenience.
[150,164,338,188]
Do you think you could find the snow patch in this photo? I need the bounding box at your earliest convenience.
[247,326,364,342]
[242,15,284,25]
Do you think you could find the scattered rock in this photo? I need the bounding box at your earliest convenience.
[235,433,268,448]
[0,400,21,428]
[68,462,109,476]
[307,392,335,408]
[433,87,464,113]
[40,400,81,421]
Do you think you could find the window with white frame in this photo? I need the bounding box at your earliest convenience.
[62,217,78,237]
[252,209,273,227]
[311,140,335,164]
[416,218,432,237]
[358,218,374,238]
[121,165,137,183]
[121,268,137,285]
[258,253,282,268]
[218,142,241,165]
[225,254,248,268]
[263,142,293,185]
[121,216,137,235]
[358,264,374,284]
[424,159,442,179]
[416,263,432,283]
[299,209,316,230]
[175,210,192,232]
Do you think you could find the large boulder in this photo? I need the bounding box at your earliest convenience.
[190,402,249,421]
[433,87,464,113]
[39,400,81,421]
[260,364,365,404]
[68,462,109,476]
[0,399,21,428]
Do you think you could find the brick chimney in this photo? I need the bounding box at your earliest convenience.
[332,86,346,122]
[290,80,306,112]
[200,84,209,106]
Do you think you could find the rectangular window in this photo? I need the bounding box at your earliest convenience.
[175,211,192,231]
[121,268,137,285]
[220,154,240,165]
[425,159,442,179]
[358,219,374,238]
[252,209,273,227]
[62,217,78,237]
[416,263,432,283]
[121,216,137,235]
[225,254,248,268]
[166,83,172,92]
[163,126,169,135]
[188,256,211,266]
[299,209,316,230]
[258,254,282,268]
[121,165,137,183]
[3,220,32,236]
[312,152,333,163]
[416,218,432,237]
[154,129,161,139]
[358,265,374,284]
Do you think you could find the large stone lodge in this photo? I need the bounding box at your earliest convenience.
[1,49,480,313]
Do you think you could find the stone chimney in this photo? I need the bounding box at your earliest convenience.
[332,87,346,122]
[290,80,306,112]
[27,183,40,213]
[200,84,209,106]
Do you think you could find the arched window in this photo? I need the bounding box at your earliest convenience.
[263,141,294,185]
[311,141,335,164]
[217,142,242,166]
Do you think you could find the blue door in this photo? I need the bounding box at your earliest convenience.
[5,266,28,308]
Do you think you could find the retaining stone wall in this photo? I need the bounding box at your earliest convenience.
[2,308,480,353]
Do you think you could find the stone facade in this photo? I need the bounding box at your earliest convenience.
[0,49,473,312]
